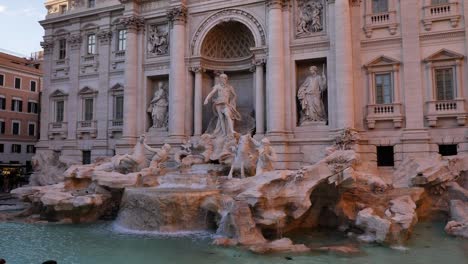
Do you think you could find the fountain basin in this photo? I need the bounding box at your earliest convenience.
[116,187,220,232]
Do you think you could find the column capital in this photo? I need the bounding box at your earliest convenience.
[349,0,362,7]
[167,6,188,25]
[120,15,145,32]
[41,39,54,55]
[97,30,113,45]
[67,34,82,50]
[266,0,283,9]
[252,58,266,67]
[190,66,205,73]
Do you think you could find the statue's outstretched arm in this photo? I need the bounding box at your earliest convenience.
[143,142,159,153]
[204,87,217,105]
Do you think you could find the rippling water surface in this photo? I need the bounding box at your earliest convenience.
[0,222,466,264]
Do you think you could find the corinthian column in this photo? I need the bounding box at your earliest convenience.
[266,0,286,136]
[167,5,188,139]
[333,0,355,128]
[253,59,266,135]
[191,66,204,136]
[121,15,145,141]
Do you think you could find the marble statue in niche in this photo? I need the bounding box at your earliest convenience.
[147,81,169,129]
[297,0,324,36]
[148,24,169,56]
[204,74,241,137]
[297,65,327,124]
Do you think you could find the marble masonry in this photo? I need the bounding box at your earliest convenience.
[38,0,468,168]
[8,0,467,254]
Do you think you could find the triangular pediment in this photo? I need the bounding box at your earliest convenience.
[50,89,68,98]
[78,86,98,95]
[424,49,464,62]
[365,55,400,68]
[110,83,124,91]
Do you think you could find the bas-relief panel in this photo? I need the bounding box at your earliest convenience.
[147,24,169,57]
[295,0,326,39]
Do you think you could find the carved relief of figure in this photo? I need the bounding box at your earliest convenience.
[253,138,276,176]
[148,25,169,56]
[297,0,324,36]
[147,82,169,129]
[297,65,327,124]
[204,74,241,137]
[143,140,172,169]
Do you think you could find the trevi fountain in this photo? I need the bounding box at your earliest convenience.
[1,0,468,263]
[1,73,467,263]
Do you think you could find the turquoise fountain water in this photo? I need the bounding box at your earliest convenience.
[0,222,466,264]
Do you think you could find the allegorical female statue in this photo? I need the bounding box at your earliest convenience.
[204,74,241,137]
[297,65,327,124]
[147,81,169,128]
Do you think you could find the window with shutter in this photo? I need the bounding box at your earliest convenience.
[435,68,454,101]
[84,98,94,121]
[115,96,124,120]
[56,100,64,122]
[372,0,389,13]
[375,73,393,104]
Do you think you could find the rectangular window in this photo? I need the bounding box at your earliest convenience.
[30,81,37,92]
[435,68,455,101]
[60,4,67,14]
[372,0,389,13]
[439,144,457,156]
[56,100,64,122]
[11,99,23,112]
[0,97,5,110]
[88,0,96,8]
[12,121,20,135]
[375,73,393,104]
[87,34,96,55]
[115,96,124,120]
[14,77,21,89]
[117,30,127,51]
[59,39,67,60]
[28,102,38,114]
[0,121,4,134]
[11,144,21,153]
[377,146,394,167]
[84,98,94,121]
[0,74,4,86]
[0,144,3,153]
[82,151,91,165]
[28,123,36,136]
[26,145,36,154]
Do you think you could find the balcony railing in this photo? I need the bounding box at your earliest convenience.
[48,122,68,139]
[426,99,467,126]
[108,119,123,138]
[364,11,398,37]
[422,2,461,30]
[77,120,97,138]
[366,103,404,129]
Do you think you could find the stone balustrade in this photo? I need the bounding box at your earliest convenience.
[426,99,467,127]
[108,119,123,138]
[422,2,461,30]
[364,11,398,37]
[77,120,98,139]
[366,103,404,129]
[48,122,68,139]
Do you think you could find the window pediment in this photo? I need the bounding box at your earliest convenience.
[365,55,400,69]
[110,83,124,92]
[424,49,464,63]
[78,86,98,95]
[50,89,68,98]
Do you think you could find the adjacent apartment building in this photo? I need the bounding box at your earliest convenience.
[38,0,468,169]
[0,52,42,168]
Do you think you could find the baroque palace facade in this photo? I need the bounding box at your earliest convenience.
[39,0,468,169]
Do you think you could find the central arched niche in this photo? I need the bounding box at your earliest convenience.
[201,21,255,60]
[199,21,257,134]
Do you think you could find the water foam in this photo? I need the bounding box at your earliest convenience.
[111,222,214,239]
